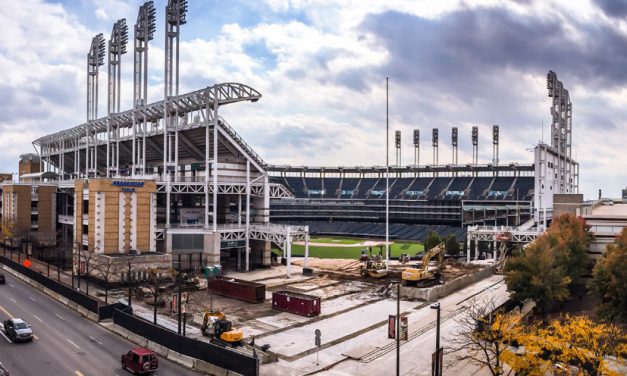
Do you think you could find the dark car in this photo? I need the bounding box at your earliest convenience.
[121,348,159,374]
[3,318,33,342]
[0,273,5,284]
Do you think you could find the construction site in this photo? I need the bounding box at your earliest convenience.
[0,1,583,375]
[97,234,504,375]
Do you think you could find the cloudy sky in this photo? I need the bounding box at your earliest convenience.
[1,0,626,199]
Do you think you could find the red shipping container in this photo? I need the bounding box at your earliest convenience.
[272,291,321,317]
[208,276,265,303]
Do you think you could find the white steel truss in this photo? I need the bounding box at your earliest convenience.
[465,225,543,263]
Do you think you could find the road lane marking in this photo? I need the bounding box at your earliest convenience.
[89,335,103,345]
[28,296,36,302]
[75,370,84,376]
[55,313,66,321]
[9,298,16,303]
[0,303,13,318]
[0,329,11,343]
[8,284,14,288]
[66,338,80,349]
[32,314,43,322]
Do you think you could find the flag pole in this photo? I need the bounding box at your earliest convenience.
[386,77,390,270]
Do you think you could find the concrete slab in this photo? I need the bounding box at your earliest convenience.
[261,299,416,358]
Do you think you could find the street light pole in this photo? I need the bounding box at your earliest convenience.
[431,302,441,376]
[177,253,182,335]
[396,282,400,376]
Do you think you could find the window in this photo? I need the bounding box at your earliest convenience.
[172,234,204,251]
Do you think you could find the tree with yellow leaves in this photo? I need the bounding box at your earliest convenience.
[448,298,626,376]
[535,315,626,376]
[447,298,528,376]
[592,227,627,322]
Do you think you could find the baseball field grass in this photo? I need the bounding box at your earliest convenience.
[272,236,424,259]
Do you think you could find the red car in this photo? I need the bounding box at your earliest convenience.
[121,348,159,374]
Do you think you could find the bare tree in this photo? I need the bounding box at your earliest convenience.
[81,249,95,295]
[146,268,171,324]
[446,298,520,376]
[95,256,117,304]
[124,252,138,308]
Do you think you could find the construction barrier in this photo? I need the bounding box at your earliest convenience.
[0,255,99,314]
[113,308,259,376]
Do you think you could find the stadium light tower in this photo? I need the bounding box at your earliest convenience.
[472,126,479,166]
[107,18,129,177]
[492,125,499,166]
[413,129,420,166]
[547,71,572,193]
[451,127,458,165]
[163,0,188,229]
[86,33,106,177]
[395,130,401,167]
[432,128,439,177]
[132,1,157,176]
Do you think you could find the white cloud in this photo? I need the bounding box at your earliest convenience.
[95,8,108,20]
[0,0,625,200]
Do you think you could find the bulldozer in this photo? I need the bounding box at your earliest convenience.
[200,309,243,347]
[401,242,445,287]
[360,254,388,278]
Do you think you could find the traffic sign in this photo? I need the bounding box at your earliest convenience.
[399,316,408,341]
[314,329,321,347]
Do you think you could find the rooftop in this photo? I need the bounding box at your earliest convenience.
[588,202,627,217]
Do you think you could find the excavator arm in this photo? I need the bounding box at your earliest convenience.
[402,242,446,284]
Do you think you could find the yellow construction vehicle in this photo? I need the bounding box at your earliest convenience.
[213,319,244,347]
[401,242,445,286]
[360,254,388,278]
[201,309,243,347]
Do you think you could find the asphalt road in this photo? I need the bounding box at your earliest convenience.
[0,270,202,376]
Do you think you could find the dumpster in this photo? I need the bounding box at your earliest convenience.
[272,290,321,317]
[208,276,265,303]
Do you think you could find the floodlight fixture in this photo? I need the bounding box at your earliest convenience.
[432,128,439,147]
[451,127,458,147]
[137,1,157,41]
[110,18,129,56]
[89,33,106,67]
[413,129,420,146]
[167,0,188,25]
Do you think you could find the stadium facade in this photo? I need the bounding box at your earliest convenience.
[0,2,579,276]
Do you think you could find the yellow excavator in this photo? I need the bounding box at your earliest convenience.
[200,309,244,347]
[402,242,445,286]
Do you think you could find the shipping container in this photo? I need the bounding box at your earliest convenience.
[272,290,321,317]
[208,276,265,303]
